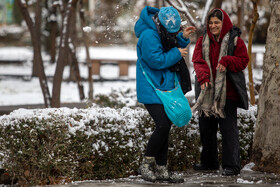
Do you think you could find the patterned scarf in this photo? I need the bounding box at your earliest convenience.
[191,32,230,118]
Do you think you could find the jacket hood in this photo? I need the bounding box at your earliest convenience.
[134,6,159,38]
[206,8,233,42]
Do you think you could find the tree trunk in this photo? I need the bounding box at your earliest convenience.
[67,2,84,100]
[68,44,85,101]
[52,0,78,107]
[166,0,212,39]
[251,0,280,174]
[214,0,223,8]
[247,0,259,105]
[68,3,77,81]
[50,0,58,64]
[16,0,51,107]
[79,0,94,101]
[50,21,57,64]
[237,0,246,39]
[236,0,242,28]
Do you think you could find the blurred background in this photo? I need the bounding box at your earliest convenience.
[0,0,270,109]
[0,0,270,46]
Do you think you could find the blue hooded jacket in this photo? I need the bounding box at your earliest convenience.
[134,6,190,104]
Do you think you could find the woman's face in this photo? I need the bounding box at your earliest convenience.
[209,17,222,37]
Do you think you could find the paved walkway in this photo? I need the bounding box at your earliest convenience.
[50,169,280,187]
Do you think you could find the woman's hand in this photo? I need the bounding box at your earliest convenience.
[201,82,211,90]
[183,26,197,38]
[217,63,226,72]
[178,48,188,57]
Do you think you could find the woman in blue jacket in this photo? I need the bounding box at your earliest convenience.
[134,6,196,182]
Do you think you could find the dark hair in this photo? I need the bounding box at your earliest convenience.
[208,9,223,22]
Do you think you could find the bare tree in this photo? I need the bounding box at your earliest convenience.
[46,0,58,64]
[236,0,245,39]
[68,2,78,82]
[166,0,214,36]
[79,0,94,101]
[251,0,280,174]
[52,0,79,107]
[16,0,51,108]
[214,0,222,8]
[68,41,85,101]
[66,2,85,101]
[247,0,259,105]
[155,0,166,8]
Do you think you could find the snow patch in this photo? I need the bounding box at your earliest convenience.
[83,26,92,33]
[242,162,255,171]
[237,178,254,184]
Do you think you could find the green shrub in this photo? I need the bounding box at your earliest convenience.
[0,107,153,185]
[93,88,140,109]
[0,88,257,186]
[0,104,257,186]
[237,106,257,165]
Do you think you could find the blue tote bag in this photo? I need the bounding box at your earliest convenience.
[140,63,192,127]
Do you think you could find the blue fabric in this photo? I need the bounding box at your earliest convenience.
[158,6,181,33]
[155,84,192,127]
[134,6,190,104]
[140,62,192,127]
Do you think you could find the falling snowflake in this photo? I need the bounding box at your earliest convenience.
[83,26,92,33]
[181,21,188,26]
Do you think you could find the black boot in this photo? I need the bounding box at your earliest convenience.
[222,168,240,176]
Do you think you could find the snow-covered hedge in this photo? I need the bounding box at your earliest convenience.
[0,105,257,185]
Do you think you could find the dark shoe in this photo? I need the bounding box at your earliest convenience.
[193,163,219,170]
[222,168,240,176]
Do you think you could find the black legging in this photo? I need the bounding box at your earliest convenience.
[144,104,172,166]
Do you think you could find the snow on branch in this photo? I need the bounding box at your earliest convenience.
[52,0,62,7]
[202,0,214,25]
[167,0,197,26]
[166,0,214,28]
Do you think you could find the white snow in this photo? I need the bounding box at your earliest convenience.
[242,162,256,171]
[201,0,214,25]
[181,20,188,26]
[0,45,264,106]
[0,25,25,37]
[0,46,137,106]
[83,26,92,33]
[237,178,254,184]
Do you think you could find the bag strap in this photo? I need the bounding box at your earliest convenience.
[139,62,179,90]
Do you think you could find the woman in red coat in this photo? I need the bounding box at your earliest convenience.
[192,8,249,176]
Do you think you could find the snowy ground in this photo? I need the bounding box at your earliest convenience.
[0,45,193,106]
[0,46,138,106]
[0,45,265,106]
[54,163,280,187]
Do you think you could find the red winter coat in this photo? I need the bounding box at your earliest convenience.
[192,8,249,101]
